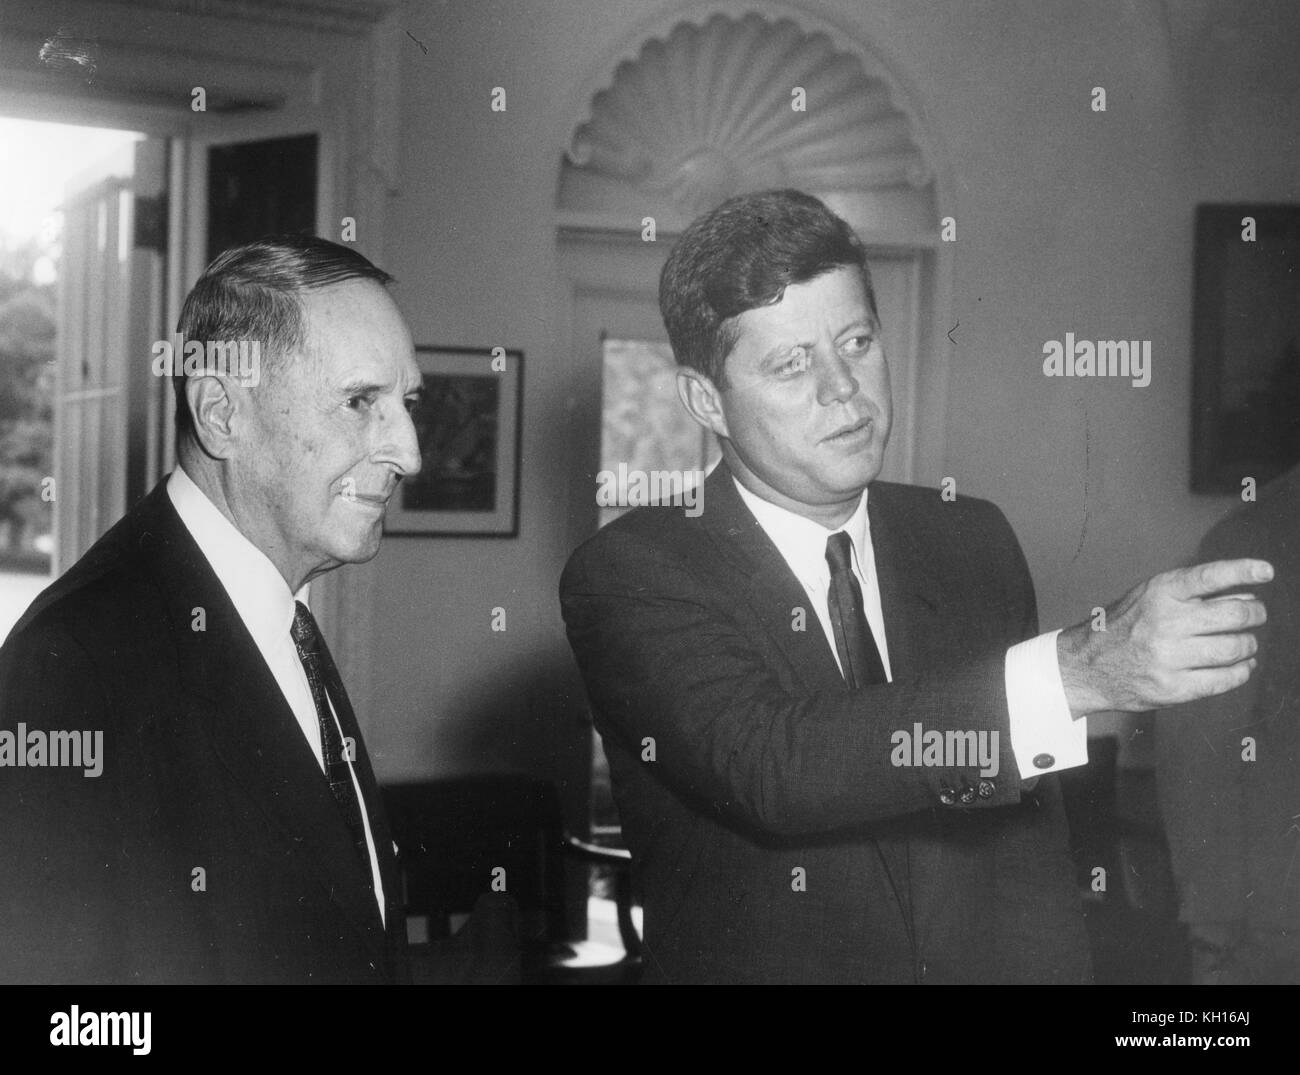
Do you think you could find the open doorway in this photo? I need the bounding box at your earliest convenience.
[0,116,142,641]
[0,107,326,646]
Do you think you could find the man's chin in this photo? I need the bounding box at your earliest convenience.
[825,454,884,495]
[329,525,385,566]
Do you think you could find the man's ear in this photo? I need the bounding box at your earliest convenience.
[186,375,239,459]
[676,367,730,441]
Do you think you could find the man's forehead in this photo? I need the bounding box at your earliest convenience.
[297,277,402,328]
[735,270,874,337]
[296,282,414,368]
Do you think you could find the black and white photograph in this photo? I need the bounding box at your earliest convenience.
[0,0,1295,1055]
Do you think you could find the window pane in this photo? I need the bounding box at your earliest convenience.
[599,337,718,528]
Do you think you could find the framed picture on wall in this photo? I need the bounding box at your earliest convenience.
[1192,205,1300,494]
[385,346,523,536]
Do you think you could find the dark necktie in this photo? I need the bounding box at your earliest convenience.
[825,531,888,688]
[290,601,373,888]
[825,533,913,970]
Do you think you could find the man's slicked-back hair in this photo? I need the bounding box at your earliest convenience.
[658,189,875,386]
[172,233,394,439]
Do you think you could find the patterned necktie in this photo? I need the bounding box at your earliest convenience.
[290,601,373,887]
[825,531,888,688]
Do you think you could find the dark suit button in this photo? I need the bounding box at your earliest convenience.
[1032,753,1055,769]
[938,785,956,806]
[958,784,976,805]
[977,779,996,799]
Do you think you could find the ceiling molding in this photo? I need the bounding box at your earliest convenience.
[0,27,312,112]
[117,0,398,35]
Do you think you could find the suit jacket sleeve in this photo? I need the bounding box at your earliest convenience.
[560,507,1032,840]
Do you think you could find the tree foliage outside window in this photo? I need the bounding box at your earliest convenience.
[0,243,54,571]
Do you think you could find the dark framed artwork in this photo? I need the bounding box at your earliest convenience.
[385,346,522,536]
[1191,205,1300,494]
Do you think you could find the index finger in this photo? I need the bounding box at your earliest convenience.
[1167,559,1274,599]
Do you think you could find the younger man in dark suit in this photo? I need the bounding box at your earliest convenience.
[560,189,1271,983]
[0,236,423,982]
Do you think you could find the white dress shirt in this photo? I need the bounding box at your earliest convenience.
[167,466,386,922]
[733,478,1087,779]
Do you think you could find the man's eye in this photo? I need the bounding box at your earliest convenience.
[842,335,874,355]
[347,394,376,411]
[404,396,422,414]
[778,348,811,374]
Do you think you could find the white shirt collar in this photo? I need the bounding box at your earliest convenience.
[166,465,308,654]
[732,476,872,589]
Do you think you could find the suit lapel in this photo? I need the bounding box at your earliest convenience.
[861,481,951,956]
[701,465,923,957]
[866,482,949,681]
[133,482,394,969]
[699,465,950,693]
[700,465,846,694]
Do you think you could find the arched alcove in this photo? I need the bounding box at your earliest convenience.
[558,11,937,233]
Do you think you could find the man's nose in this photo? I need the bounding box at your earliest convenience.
[377,406,422,477]
[815,350,859,406]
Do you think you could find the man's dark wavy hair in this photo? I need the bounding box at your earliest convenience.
[658,189,875,387]
[173,234,393,438]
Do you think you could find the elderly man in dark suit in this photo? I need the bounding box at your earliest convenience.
[560,189,1271,984]
[0,235,422,983]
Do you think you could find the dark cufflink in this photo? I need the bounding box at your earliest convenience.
[977,779,996,799]
[958,784,977,805]
[1032,753,1055,770]
[938,784,956,806]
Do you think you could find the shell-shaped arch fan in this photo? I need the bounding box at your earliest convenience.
[566,12,932,216]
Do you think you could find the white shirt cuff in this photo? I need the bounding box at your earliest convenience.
[1005,629,1088,779]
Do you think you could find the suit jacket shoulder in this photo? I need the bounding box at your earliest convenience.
[4,488,187,717]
